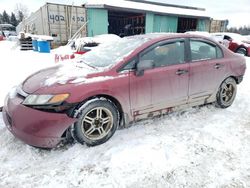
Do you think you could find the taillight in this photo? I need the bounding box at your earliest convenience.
[70,54,75,59]
[74,51,87,55]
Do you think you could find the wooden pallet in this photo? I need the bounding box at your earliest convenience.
[20,38,33,50]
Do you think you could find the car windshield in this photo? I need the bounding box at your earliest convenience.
[77,37,149,68]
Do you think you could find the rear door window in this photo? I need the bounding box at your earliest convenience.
[190,40,222,61]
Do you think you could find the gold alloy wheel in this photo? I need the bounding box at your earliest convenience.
[81,107,114,141]
[221,83,235,103]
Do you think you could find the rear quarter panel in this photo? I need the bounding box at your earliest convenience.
[225,51,246,77]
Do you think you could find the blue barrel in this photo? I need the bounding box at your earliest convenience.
[37,40,50,53]
[32,40,38,51]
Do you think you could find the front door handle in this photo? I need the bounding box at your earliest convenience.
[214,63,224,69]
[176,69,189,75]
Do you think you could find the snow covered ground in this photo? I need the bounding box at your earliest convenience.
[0,41,54,107]
[0,40,250,187]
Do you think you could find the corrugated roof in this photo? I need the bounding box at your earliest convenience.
[85,0,210,18]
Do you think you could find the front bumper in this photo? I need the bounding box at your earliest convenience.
[2,94,77,148]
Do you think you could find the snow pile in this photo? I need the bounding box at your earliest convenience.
[0,41,54,106]
[185,31,211,37]
[0,40,250,187]
[74,34,120,47]
[18,33,53,41]
[51,45,75,63]
[35,35,54,41]
[51,34,121,63]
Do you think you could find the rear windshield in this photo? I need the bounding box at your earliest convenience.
[77,37,149,68]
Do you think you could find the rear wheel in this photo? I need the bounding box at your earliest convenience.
[73,99,119,146]
[215,77,237,108]
[236,47,247,56]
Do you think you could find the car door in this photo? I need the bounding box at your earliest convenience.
[188,38,227,104]
[129,39,189,120]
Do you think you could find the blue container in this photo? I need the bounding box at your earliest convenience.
[32,40,38,51]
[37,40,50,53]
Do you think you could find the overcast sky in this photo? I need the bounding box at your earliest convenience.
[0,0,249,28]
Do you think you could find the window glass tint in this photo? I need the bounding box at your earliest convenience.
[140,41,185,68]
[217,47,223,58]
[122,59,136,70]
[190,40,217,61]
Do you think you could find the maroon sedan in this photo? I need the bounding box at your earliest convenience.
[2,33,246,148]
[211,32,250,56]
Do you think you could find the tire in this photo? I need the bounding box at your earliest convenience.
[236,47,247,56]
[215,77,237,108]
[73,99,119,146]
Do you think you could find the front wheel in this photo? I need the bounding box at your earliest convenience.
[236,47,247,56]
[73,99,119,146]
[215,77,237,108]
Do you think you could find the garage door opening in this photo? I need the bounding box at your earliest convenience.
[108,10,145,37]
[177,17,197,33]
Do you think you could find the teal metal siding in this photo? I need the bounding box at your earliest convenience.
[145,13,154,33]
[197,19,210,31]
[86,8,208,36]
[153,15,177,33]
[87,8,108,37]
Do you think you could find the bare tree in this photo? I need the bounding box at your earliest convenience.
[14,3,29,21]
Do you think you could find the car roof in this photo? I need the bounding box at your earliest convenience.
[126,33,212,43]
[185,31,211,37]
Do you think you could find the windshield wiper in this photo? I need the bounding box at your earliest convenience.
[77,60,98,70]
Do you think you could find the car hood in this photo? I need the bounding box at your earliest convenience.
[22,63,101,94]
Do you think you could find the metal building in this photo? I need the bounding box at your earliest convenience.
[84,0,210,37]
[17,1,211,46]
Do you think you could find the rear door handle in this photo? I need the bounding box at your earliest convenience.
[176,69,189,75]
[214,63,224,69]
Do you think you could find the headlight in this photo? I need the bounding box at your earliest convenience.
[23,94,69,106]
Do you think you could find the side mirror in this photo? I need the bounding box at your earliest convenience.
[136,60,154,76]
